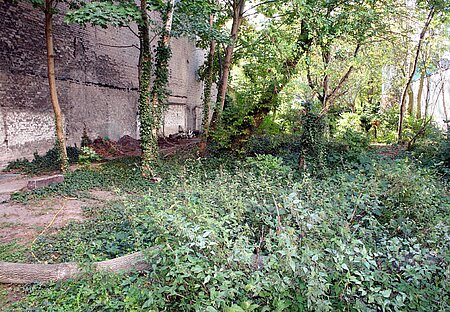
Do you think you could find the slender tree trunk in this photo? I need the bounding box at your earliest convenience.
[319,50,331,109]
[319,44,360,116]
[212,0,245,127]
[424,76,431,117]
[416,69,425,119]
[407,61,414,115]
[138,0,156,177]
[45,0,68,172]
[398,8,434,143]
[442,79,448,133]
[199,14,216,156]
[407,84,414,115]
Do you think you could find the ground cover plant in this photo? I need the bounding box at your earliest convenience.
[3,139,449,311]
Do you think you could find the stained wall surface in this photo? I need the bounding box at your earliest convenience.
[0,1,205,166]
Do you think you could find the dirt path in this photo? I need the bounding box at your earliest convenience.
[370,143,406,159]
[0,190,117,245]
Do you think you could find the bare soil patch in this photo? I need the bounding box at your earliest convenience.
[0,190,117,245]
[87,135,200,159]
[371,143,406,159]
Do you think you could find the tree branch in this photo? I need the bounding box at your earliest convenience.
[319,44,361,116]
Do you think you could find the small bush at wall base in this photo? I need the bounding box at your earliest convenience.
[5,146,79,174]
[78,146,102,166]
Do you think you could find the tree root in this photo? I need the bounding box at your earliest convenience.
[0,251,150,284]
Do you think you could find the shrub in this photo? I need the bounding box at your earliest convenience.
[5,146,79,174]
[78,146,102,166]
[334,112,370,152]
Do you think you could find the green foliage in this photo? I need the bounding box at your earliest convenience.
[65,1,141,28]
[334,112,370,152]
[78,146,101,166]
[172,0,228,44]
[0,242,28,262]
[151,34,172,113]
[373,107,443,145]
[409,121,450,179]
[5,146,78,175]
[245,134,303,156]
[8,146,449,311]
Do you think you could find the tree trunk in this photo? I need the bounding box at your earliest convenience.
[407,84,414,115]
[230,21,313,145]
[416,69,425,119]
[212,0,245,127]
[398,8,434,143]
[199,14,216,156]
[45,0,68,172]
[320,44,360,116]
[0,251,149,284]
[150,0,175,136]
[319,50,331,108]
[442,79,448,133]
[138,0,157,177]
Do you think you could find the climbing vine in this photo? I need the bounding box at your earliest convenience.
[138,39,157,177]
[142,0,174,177]
[137,0,157,177]
[298,102,326,170]
[150,33,172,129]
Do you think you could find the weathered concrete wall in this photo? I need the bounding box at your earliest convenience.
[0,1,205,166]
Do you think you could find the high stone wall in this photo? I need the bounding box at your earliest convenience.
[0,1,205,167]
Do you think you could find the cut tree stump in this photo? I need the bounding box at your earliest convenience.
[0,251,150,284]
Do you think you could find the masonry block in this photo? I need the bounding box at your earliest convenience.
[27,175,64,190]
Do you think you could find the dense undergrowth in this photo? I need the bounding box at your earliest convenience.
[3,136,448,312]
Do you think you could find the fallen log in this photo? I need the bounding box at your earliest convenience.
[0,251,149,284]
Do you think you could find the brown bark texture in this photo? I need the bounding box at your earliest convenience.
[45,0,68,171]
[212,0,245,126]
